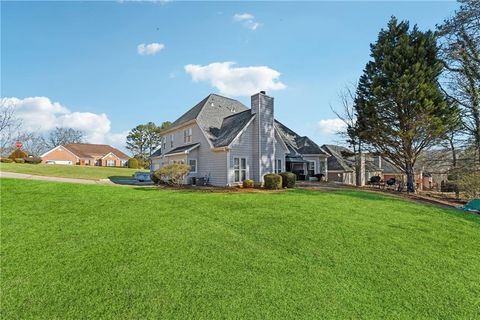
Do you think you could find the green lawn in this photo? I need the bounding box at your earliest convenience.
[0,163,147,180]
[1,179,479,319]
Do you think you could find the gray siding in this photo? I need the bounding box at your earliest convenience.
[251,93,275,182]
[228,121,255,185]
[152,122,227,186]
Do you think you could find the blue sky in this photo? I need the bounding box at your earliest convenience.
[1,1,458,152]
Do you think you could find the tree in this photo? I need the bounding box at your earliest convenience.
[355,17,458,192]
[47,127,85,148]
[126,121,170,160]
[0,103,21,156]
[437,0,480,163]
[16,132,48,156]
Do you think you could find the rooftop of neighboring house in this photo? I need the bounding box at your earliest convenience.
[61,143,130,160]
[158,93,327,156]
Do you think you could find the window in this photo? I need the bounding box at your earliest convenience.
[276,159,282,173]
[170,134,174,147]
[234,157,247,182]
[184,128,192,143]
[189,159,197,173]
[308,160,316,177]
[107,160,115,167]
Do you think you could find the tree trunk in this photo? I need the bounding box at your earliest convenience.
[405,162,415,193]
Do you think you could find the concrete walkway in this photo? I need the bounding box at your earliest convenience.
[0,171,113,185]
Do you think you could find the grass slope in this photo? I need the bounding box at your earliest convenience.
[1,178,479,319]
[0,163,146,180]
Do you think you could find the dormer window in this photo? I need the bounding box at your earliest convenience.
[184,128,192,143]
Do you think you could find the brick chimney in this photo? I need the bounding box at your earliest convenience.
[251,91,275,183]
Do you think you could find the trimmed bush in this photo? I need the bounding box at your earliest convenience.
[14,158,25,163]
[127,158,138,169]
[0,158,13,163]
[279,172,296,188]
[8,149,28,160]
[242,179,254,188]
[154,163,191,186]
[24,156,42,164]
[150,172,160,184]
[264,174,282,190]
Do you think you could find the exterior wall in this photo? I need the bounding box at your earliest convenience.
[101,153,123,167]
[274,131,288,173]
[228,122,255,185]
[154,122,228,186]
[42,147,78,165]
[328,171,354,184]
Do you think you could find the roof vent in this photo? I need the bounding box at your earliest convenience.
[260,91,266,94]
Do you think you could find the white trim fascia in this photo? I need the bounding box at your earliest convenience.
[101,152,121,159]
[212,147,229,152]
[226,115,256,148]
[195,119,215,149]
[40,145,80,159]
[161,119,196,135]
[274,128,289,153]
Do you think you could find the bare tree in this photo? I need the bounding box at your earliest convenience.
[47,127,85,148]
[16,132,48,156]
[331,84,360,152]
[0,104,22,157]
[437,0,480,163]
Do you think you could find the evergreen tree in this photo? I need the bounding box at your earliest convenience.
[126,121,170,160]
[355,17,458,192]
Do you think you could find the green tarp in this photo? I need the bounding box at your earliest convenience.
[463,199,480,213]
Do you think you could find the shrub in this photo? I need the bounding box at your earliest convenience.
[279,172,296,188]
[457,171,480,200]
[136,157,150,169]
[127,158,138,169]
[154,163,191,186]
[264,174,282,190]
[8,149,28,160]
[242,179,254,188]
[14,158,25,163]
[24,156,42,164]
[0,158,13,163]
[150,172,160,184]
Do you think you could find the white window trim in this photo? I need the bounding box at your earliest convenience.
[233,157,248,183]
[183,127,193,144]
[189,159,197,173]
[276,159,282,173]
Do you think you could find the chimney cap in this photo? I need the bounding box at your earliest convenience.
[260,90,266,95]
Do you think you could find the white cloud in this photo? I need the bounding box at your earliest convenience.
[184,61,286,96]
[317,118,347,135]
[0,97,128,150]
[233,13,261,30]
[137,42,165,55]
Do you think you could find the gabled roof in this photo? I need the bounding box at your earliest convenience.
[275,121,328,155]
[166,93,325,155]
[62,143,129,160]
[213,110,255,147]
[170,94,249,141]
[322,144,355,172]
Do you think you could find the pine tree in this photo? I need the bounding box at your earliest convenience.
[355,17,458,192]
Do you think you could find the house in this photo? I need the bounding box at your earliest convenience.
[150,92,329,186]
[322,144,408,185]
[41,143,130,166]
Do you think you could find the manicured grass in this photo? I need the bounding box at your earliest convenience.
[1,179,479,319]
[0,163,147,180]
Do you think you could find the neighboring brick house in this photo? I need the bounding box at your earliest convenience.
[150,91,329,186]
[41,143,129,166]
